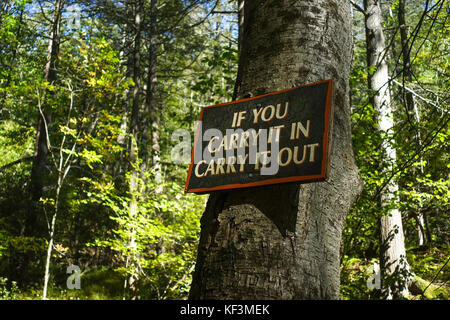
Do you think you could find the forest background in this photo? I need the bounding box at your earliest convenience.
[0,0,448,300]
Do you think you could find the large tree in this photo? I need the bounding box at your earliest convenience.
[190,0,363,300]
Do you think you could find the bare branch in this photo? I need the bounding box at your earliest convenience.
[390,79,448,114]
[350,1,365,15]
[422,257,450,298]
[212,10,237,14]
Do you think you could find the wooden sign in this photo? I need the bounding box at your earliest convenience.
[185,79,334,193]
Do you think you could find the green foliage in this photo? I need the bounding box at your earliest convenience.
[341,0,449,300]
[0,277,19,300]
[0,121,34,168]
[340,257,374,300]
[191,45,238,102]
[84,169,206,299]
[0,0,447,300]
[407,246,449,285]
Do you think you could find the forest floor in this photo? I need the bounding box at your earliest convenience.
[1,245,448,300]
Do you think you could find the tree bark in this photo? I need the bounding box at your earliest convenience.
[190,0,362,300]
[364,0,410,298]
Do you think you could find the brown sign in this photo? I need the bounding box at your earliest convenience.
[185,79,334,193]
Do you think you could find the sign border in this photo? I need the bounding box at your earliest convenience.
[184,79,334,193]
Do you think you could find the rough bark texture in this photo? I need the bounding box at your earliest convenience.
[189,0,363,300]
[364,0,409,298]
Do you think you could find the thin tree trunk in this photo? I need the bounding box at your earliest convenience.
[237,0,244,51]
[42,156,73,300]
[190,0,363,300]
[42,82,77,300]
[126,0,143,299]
[398,0,426,246]
[398,0,415,118]
[16,0,64,287]
[232,0,244,102]
[364,0,410,298]
[141,0,161,193]
[28,0,64,235]
[42,173,63,300]
[115,25,131,178]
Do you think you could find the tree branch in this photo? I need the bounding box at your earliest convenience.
[422,257,450,297]
[212,10,237,14]
[350,1,366,15]
[390,78,448,114]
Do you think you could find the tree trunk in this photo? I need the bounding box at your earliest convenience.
[397,0,415,118]
[364,0,410,298]
[189,0,362,300]
[142,0,162,193]
[15,0,64,287]
[232,0,244,100]
[126,0,143,299]
[42,172,64,300]
[28,0,64,236]
[115,24,131,179]
[397,0,426,246]
[237,0,244,51]
[42,82,76,300]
